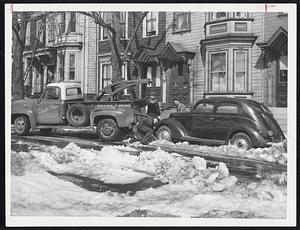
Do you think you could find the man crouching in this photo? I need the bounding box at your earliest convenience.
[134,114,157,145]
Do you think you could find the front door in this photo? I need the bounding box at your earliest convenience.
[37,87,61,124]
[169,62,190,105]
[190,102,215,139]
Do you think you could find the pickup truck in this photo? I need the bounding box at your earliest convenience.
[12,79,150,141]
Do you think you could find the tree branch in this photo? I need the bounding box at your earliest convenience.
[122,11,148,63]
[12,25,24,50]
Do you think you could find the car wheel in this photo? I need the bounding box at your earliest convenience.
[14,115,30,136]
[40,128,52,135]
[66,104,90,127]
[156,125,172,141]
[97,119,120,141]
[230,132,252,150]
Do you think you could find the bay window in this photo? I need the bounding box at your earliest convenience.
[207,48,249,93]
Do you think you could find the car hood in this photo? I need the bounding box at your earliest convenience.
[12,98,38,107]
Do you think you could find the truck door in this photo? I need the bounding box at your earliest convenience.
[37,87,61,124]
[190,101,215,139]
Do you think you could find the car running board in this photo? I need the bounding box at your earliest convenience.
[180,136,226,145]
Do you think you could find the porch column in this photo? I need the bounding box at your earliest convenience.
[43,65,47,90]
[188,58,194,105]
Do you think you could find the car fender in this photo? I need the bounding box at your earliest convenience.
[226,127,267,148]
[90,109,133,128]
[156,118,189,139]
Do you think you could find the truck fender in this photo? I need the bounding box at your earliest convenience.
[12,111,37,129]
[91,109,133,128]
[156,118,189,139]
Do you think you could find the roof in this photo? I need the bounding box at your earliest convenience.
[47,81,82,89]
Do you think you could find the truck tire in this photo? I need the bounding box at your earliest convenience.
[14,115,30,136]
[97,119,120,142]
[156,125,172,141]
[66,104,90,127]
[230,132,252,150]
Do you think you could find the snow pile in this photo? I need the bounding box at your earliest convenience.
[10,143,287,218]
[150,140,287,165]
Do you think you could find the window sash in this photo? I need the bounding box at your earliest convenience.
[234,50,247,92]
[174,12,190,32]
[143,12,158,37]
[70,12,76,32]
[209,51,227,92]
[101,64,112,88]
[25,22,31,46]
[48,17,55,41]
[36,20,44,43]
[60,13,66,34]
[69,54,75,80]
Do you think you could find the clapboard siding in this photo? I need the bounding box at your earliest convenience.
[87,16,97,94]
[264,12,288,41]
[269,107,288,133]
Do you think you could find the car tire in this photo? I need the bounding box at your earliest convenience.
[14,115,30,136]
[66,104,90,127]
[97,119,120,142]
[156,125,172,141]
[40,128,52,135]
[230,132,252,150]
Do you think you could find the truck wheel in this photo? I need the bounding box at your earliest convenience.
[156,125,172,141]
[230,132,252,150]
[97,119,120,141]
[40,128,52,135]
[67,104,90,127]
[14,115,30,136]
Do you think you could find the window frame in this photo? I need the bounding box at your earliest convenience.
[36,20,44,43]
[69,54,76,80]
[173,12,191,33]
[70,12,76,33]
[59,12,66,35]
[215,102,243,115]
[48,16,55,42]
[42,87,61,101]
[193,102,215,114]
[208,50,228,92]
[234,49,248,92]
[100,12,128,41]
[143,12,159,37]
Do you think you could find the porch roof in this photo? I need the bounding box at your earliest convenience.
[159,42,195,62]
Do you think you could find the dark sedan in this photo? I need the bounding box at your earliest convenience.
[156,97,285,150]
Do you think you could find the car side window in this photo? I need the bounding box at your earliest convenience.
[194,102,214,113]
[42,87,60,100]
[216,103,242,114]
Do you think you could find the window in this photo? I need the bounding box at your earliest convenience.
[58,54,64,81]
[48,17,55,42]
[234,50,248,91]
[59,12,66,34]
[208,12,249,21]
[70,12,76,32]
[25,22,31,46]
[174,12,191,32]
[43,87,60,100]
[155,66,161,87]
[234,12,249,18]
[69,54,75,80]
[143,12,158,37]
[146,66,152,87]
[216,103,242,114]
[209,52,227,91]
[66,87,82,96]
[101,12,112,40]
[279,55,287,82]
[36,20,44,43]
[101,64,112,88]
[194,102,214,113]
[120,12,127,39]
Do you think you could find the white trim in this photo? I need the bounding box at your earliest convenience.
[25,21,31,46]
[143,11,159,38]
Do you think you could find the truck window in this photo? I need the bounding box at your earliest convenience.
[43,87,60,100]
[66,87,82,96]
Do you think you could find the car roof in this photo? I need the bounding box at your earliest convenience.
[198,97,258,106]
[47,81,82,89]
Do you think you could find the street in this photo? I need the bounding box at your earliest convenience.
[10,131,287,218]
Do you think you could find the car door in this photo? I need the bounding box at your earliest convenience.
[37,87,61,124]
[214,102,243,141]
[190,101,215,139]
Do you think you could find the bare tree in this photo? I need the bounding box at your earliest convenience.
[80,11,148,83]
[12,12,28,101]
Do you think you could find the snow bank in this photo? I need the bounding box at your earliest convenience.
[150,140,287,165]
[10,143,287,218]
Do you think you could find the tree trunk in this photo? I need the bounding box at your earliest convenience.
[12,12,27,101]
[111,12,122,82]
